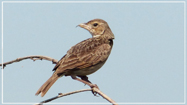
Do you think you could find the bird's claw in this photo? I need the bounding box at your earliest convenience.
[90,84,99,96]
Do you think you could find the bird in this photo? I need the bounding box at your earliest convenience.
[35,19,115,97]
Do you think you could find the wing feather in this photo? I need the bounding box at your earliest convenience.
[53,38,113,75]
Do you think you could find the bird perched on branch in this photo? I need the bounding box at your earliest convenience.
[35,19,115,97]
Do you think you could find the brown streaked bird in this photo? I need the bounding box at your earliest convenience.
[35,19,115,97]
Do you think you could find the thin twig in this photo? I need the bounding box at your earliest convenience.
[34,88,118,105]
[34,89,92,105]
[0,55,58,68]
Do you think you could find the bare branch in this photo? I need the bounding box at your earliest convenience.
[93,87,118,105]
[1,55,118,105]
[34,88,118,105]
[0,55,58,68]
[34,89,92,105]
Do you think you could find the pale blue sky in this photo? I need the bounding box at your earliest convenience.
[0,0,186,104]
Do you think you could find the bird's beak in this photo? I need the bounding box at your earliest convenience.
[77,23,91,30]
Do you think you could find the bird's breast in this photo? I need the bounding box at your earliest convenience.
[65,61,106,76]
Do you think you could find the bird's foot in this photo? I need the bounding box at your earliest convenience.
[90,84,99,89]
[90,84,99,96]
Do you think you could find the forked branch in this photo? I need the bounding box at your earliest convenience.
[0,55,58,68]
[35,88,118,105]
[1,55,118,105]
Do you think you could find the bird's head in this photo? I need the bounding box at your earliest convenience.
[78,19,114,39]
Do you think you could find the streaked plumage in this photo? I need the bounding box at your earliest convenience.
[35,19,114,97]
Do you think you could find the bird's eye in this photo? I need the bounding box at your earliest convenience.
[93,23,98,27]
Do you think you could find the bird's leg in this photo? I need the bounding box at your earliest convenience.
[71,75,95,88]
[78,75,92,83]
[78,76,99,88]
[79,76,90,86]
[71,75,99,96]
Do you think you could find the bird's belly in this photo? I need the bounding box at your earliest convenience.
[71,62,105,76]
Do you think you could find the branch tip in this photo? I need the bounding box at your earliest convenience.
[0,55,58,68]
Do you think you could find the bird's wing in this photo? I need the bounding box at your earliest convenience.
[53,38,112,75]
[75,43,112,69]
[52,55,66,71]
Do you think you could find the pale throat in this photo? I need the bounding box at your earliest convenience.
[93,34,101,38]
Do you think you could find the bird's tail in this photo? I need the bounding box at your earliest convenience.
[35,74,59,97]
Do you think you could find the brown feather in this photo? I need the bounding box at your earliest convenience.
[35,74,59,97]
[54,37,113,76]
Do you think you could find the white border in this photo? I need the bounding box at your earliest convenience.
[1,1,186,3]
[1,1,186,105]
[1,1,3,105]
[184,1,186,104]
